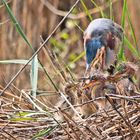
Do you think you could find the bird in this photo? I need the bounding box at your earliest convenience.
[83,18,123,72]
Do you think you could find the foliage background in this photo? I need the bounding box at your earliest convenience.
[0,0,140,139]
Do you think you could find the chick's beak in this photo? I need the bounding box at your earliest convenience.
[82,79,101,90]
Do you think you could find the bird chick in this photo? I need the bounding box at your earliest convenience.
[84,18,123,71]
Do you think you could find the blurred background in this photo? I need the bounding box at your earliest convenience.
[0,0,140,101]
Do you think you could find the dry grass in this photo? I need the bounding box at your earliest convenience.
[0,60,140,139]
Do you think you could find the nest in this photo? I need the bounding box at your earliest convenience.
[0,61,140,140]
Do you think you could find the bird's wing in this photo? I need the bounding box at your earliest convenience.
[110,22,123,41]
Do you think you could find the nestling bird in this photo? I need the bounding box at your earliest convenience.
[84,18,123,71]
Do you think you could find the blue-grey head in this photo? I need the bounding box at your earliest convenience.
[84,18,123,70]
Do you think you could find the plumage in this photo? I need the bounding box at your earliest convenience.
[84,18,123,70]
[85,38,102,69]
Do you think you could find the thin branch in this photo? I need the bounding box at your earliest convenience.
[0,0,11,8]
[107,93,140,102]
[0,19,10,26]
[21,90,44,112]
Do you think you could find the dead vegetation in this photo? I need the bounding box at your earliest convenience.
[0,0,140,139]
[0,48,140,139]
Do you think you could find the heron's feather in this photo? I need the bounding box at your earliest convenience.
[85,38,103,66]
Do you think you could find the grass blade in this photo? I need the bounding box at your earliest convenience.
[30,55,39,100]
[91,0,105,18]
[0,59,42,68]
[126,5,140,57]
[109,0,113,19]
[32,126,56,140]
[118,0,127,61]
[124,36,140,58]
[80,0,93,21]
[1,0,33,50]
